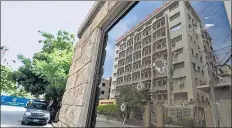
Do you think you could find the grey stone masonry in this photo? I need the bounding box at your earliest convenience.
[58,1,137,127]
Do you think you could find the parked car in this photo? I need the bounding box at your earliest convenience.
[21,101,50,125]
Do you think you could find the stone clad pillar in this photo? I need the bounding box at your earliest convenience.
[57,28,103,127]
[156,101,164,127]
[55,1,138,127]
[204,105,214,127]
[144,102,151,127]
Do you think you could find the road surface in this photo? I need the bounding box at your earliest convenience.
[1,105,52,127]
[1,105,133,127]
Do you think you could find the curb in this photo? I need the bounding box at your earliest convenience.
[51,122,58,127]
[96,117,139,127]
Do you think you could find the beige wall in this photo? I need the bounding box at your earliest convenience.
[224,1,231,28]
[99,78,111,100]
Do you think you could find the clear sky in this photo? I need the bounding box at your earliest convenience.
[1,1,231,78]
[1,1,94,70]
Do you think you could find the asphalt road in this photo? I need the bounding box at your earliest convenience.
[1,105,52,127]
[1,105,132,127]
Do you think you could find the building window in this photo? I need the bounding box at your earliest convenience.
[142,36,152,46]
[102,83,105,87]
[196,53,198,58]
[197,66,200,71]
[202,70,204,76]
[115,57,118,61]
[101,91,105,94]
[171,35,182,44]
[174,92,188,100]
[161,28,165,36]
[196,34,198,39]
[170,12,180,22]
[113,73,116,77]
[143,26,151,36]
[169,1,179,12]
[192,62,196,70]
[127,38,133,47]
[200,56,202,63]
[126,47,133,56]
[134,41,141,51]
[194,41,196,45]
[189,35,192,41]
[189,24,191,29]
[161,18,165,26]
[204,46,207,52]
[187,13,191,20]
[195,78,198,86]
[173,62,185,69]
[191,48,194,56]
[116,50,119,54]
[170,23,181,32]
[135,33,141,42]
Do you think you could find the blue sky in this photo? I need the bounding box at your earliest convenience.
[103,1,231,78]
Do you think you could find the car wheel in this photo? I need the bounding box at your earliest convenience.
[21,121,25,125]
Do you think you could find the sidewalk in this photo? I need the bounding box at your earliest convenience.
[96,117,139,127]
[51,118,139,127]
[51,122,58,127]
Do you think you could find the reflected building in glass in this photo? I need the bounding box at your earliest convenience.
[109,1,217,106]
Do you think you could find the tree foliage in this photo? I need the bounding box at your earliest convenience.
[97,104,119,118]
[12,30,75,102]
[11,55,48,98]
[116,86,150,109]
[116,86,150,120]
[1,65,29,97]
[1,65,17,93]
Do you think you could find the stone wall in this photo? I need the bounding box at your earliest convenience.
[57,1,134,127]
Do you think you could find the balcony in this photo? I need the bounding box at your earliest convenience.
[153,69,167,78]
[172,100,189,106]
[215,77,231,88]
[197,76,231,93]
[154,85,167,92]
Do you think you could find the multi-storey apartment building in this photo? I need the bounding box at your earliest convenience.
[99,77,112,100]
[110,1,216,106]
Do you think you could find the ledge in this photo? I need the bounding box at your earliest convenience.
[77,1,103,38]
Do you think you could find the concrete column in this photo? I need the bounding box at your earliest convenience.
[144,102,151,127]
[156,101,164,127]
[161,94,164,102]
[224,1,231,28]
[204,105,214,127]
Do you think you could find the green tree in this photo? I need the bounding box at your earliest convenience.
[12,30,75,121]
[11,55,48,98]
[32,30,75,102]
[1,65,29,97]
[116,86,150,121]
[1,65,17,93]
